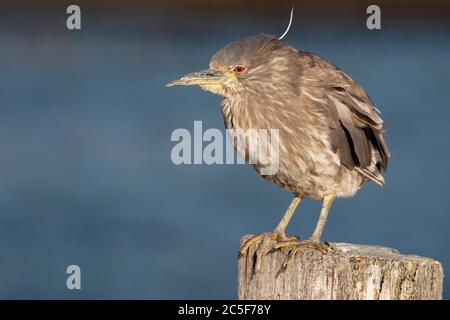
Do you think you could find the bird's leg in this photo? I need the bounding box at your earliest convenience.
[240,195,302,256]
[239,195,303,272]
[309,193,336,243]
[273,195,303,241]
[282,194,336,268]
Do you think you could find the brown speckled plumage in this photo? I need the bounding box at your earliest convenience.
[168,33,390,251]
[213,34,389,199]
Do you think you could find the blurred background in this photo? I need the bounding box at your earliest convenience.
[0,0,449,299]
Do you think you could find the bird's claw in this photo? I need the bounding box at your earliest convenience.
[239,231,301,273]
[239,232,299,257]
[240,234,332,273]
[282,241,331,269]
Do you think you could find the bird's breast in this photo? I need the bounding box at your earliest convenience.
[220,96,358,198]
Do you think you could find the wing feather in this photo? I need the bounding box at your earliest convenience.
[299,51,390,185]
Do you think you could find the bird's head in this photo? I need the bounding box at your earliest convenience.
[167,34,299,98]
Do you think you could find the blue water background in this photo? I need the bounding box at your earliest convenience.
[0,10,449,298]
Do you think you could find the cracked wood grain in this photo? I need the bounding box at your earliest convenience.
[238,235,444,300]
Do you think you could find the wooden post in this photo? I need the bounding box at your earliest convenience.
[238,235,444,300]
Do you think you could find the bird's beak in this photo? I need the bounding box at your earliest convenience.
[166,69,225,87]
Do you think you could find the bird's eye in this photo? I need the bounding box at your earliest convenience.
[232,65,246,73]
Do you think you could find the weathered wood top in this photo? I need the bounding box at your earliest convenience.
[238,236,444,300]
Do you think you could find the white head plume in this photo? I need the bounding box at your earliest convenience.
[278,7,294,40]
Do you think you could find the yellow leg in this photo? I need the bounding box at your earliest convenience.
[240,195,302,257]
[280,194,337,269]
[309,194,336,243]
[273,196,302,240]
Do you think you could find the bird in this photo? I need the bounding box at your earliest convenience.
[167,31,390,270]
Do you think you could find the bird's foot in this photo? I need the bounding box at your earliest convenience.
[281,240,331,269]
[239,231,300,273]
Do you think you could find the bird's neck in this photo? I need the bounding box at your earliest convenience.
[221,96,258,131]
[221,98,238,130]
[221,94,275,131]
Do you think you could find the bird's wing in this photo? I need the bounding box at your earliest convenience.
[299,51,390,185]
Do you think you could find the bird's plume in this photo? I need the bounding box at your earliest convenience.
[278,7,294,40]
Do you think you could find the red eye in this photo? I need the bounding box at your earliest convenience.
[233,65,246,73]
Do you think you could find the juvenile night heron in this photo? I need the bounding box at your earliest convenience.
[167,33,389,269]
